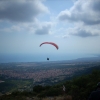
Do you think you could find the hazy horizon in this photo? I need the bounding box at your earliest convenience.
[0,53,99,63]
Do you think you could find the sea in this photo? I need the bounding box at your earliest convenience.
[0,53,98,63]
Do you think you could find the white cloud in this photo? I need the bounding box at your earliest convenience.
[65,24,100,37]
[0,0,49,22]
[62,35,69,38]
[34,22,52,35]
[0,26,24,34]
[58,0,100,25]
[0,20,53,35]
[70,28,99,37]
[57,0,100,37]
[0,0,53,35]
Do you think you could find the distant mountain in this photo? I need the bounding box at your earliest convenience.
[52,55,100,63]
[75,55,100,62]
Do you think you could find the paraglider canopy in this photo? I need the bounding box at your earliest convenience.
[40,42,59,50]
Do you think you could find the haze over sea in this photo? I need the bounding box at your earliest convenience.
[0,53,97,63]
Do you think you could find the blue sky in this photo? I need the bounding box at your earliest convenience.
[0,0,100,62]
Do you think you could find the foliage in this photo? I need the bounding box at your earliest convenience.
[0,79,33,93]
[33,69,100,100]
[0,68,100,100]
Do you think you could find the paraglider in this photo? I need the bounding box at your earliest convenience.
[40,42,59,61]
[40,42,59,50]
[47,58,49,60]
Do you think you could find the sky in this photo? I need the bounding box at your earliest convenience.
[0,0,100,62]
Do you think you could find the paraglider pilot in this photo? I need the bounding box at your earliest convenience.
[47,58,49,60]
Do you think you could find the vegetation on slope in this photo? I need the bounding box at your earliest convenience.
[0,67,100,100]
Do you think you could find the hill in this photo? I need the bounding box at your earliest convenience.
[0,68,100,100]
[0,56,100,93]
[0,56,100,100]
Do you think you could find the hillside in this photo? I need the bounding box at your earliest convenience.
[0,68,100,100]
[0,59,100,93]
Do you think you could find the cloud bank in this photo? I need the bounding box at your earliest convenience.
[58,0,100,37]
[0,0,52,35]
[0,0,48,22]
[0,0,100,37]
[58,0,100,25]
[68,27,99,37]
